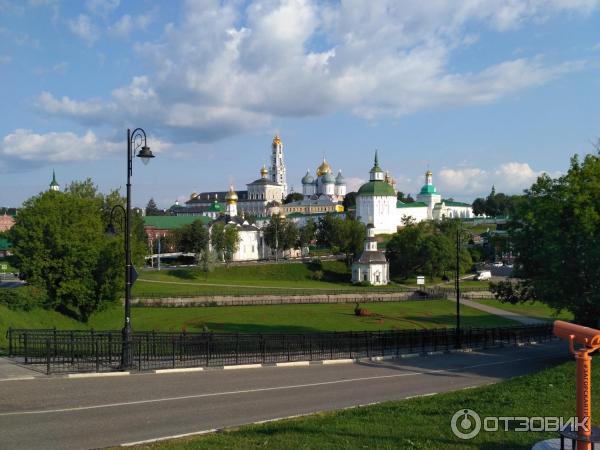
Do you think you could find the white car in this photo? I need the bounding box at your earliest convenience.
[476,270,492,280]
[492,261,503,267]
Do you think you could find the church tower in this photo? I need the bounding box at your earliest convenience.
[225,185,238,217]
[270,134,287,197]
[49,170,60,192]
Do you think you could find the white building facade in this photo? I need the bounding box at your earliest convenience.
[351,223,389,285]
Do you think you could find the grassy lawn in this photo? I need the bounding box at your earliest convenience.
[0,300,517,349]
[473,299,574,321]
[0,303,86,349]
[133,261,408,297]
[129,361,593,450]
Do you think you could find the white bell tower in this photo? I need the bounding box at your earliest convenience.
[270,134,287,197]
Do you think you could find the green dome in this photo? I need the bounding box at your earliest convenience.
[357,181,396,197]
[419,184,437,195]
[208,201,224,212]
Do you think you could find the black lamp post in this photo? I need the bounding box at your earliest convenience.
[122,128,154,368]
[455,228,461,349]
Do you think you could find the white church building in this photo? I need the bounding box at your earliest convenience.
[356,152,474,234]
[351,223,389,285]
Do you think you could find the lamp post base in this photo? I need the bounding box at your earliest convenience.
[121,325,133,370]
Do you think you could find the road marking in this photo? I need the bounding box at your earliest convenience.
[0,376,35,382]
[0,354,551,417]
[121,428,218,446]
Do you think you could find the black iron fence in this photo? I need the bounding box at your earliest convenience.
[6,324,553,375]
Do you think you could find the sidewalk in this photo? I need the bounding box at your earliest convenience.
[0,357,43,381]
[449,297,546,325]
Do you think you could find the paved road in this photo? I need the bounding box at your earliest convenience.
[0,341,569,450]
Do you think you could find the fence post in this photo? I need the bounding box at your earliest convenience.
[421,329,425,354]
[7,328,12,357]
[366,332,370,358]
[138,339,142,371]
[46,338,51,375]
[235,333,239,365]
[260,334,265,363]
[330,332,334,360]
[349,332,353,359]
[172,339,176,368]
[309,335,313,361]
[95,339,100,372]
[53,328,57,358]
[108,333,112,366]
[24,332,28,364]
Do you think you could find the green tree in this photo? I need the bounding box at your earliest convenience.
[491,153,600,327]
[210,221,226,261]
[298,219,317,248]
[145,198,162,216]
[283,192,304,204]
[342,192,357,210]
[177,220,209,261]
[264,215,298,257]
[223,224,240,266]
[9,187,125,321]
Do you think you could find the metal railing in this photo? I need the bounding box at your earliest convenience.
[6,324,553,374]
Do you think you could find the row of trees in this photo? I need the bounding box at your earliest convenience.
[471,186,520,217]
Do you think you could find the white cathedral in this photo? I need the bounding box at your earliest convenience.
[356,152,474,234]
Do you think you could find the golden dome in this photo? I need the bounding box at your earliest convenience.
[426,169,433,177]
[272,134,282,146]
[225,186,238,204]
[260,165,269,178]
[316,158,332,177]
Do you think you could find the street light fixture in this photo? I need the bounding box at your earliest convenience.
[121,128,154,369]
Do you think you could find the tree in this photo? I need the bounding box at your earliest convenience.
[210,222,226,260]
[298,219,317,248]
[491,153,600,327]
[223,224,240,266]
[397,192,414,203]
[145,198,162,216]
[9,186,128,321]
[264,215,298,257]
[336,218,366,266]
[177,220,209,261]
[283,192,304,204]
[342,192,357,210]
[472,197,487,216]
[280,220,299,253]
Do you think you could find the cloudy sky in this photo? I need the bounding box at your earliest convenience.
[1,0,599,207]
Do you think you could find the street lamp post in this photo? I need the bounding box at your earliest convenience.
[456,228,461,349]
[122,128,154,369]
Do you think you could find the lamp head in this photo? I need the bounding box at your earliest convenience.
[105,222,117,236]
[136,145,154,165]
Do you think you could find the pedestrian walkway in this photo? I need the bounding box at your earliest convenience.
[448,297,546,325]
[0,357,42,381]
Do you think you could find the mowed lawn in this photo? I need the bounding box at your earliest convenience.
[89,300,516,334]
[0,300,517,349]
[133,261,408,297]
[473,299,573,321]
[129,361,593,450]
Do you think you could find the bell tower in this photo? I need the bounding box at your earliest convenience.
[270,134,287,197]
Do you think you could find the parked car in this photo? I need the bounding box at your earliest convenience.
[492,261,503,267]
[476,270,492,281]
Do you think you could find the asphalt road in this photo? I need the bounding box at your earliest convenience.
[0,341,569,450]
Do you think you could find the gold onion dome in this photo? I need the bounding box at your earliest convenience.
[260,165,269,178]
[426,169,433,177]
[272,134,282,146]
[316,158,332,177]
[225,186,238,204]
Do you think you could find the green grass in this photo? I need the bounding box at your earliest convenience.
[473,299,574,321]
[133,261,407,297]
[0,303,86,349]
[0,300,517,349]
[88,300,516,333]
[130,361,594,450]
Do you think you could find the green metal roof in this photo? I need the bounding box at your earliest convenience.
[50,170,59,187]
[0,238,12,250]
[207,201,224,212]
[441,200,471,207]
[370,150,383,173]
[144,215,210,229]
[419,184,437,195]
[397,201,427,208]
[357,181,396,196]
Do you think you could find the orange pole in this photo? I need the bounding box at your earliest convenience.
[576,349,592,450]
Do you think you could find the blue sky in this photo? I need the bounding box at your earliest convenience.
[1,0,599,208]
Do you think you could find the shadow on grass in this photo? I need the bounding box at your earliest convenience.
[168,269,199,280]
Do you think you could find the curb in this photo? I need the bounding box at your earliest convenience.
[10,341,554,380]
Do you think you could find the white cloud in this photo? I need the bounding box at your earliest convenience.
[108,11,155,39]
[0,129,119,162]
[68,14,99,45]
[86,0,119,17]
[41,0,597,143]
[437,162,548,197]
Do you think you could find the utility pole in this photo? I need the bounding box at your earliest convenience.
[455,228,461,349]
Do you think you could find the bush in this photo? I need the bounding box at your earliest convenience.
[0,285,48,311]
[312,270,324,281]
[352,281,372,287]
[353,303,371,316]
